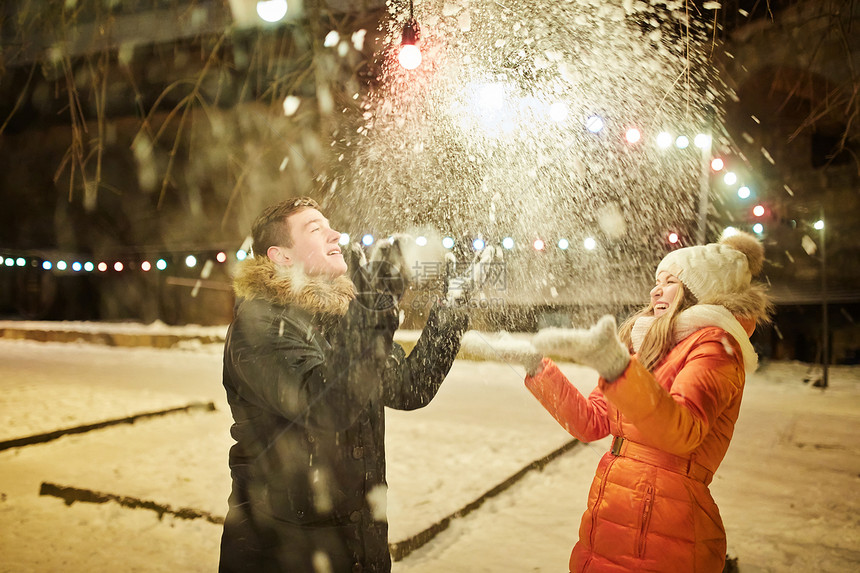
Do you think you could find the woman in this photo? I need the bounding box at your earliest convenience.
[525,231,771,572]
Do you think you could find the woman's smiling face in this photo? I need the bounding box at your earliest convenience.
[650,271,682,318]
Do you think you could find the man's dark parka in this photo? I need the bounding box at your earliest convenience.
[219,256,465,573]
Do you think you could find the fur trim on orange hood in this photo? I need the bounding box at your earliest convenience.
[232,255,355,317]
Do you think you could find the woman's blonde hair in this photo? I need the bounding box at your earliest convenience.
[618,283,698,372]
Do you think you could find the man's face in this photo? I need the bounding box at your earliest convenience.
[277,208,347,278]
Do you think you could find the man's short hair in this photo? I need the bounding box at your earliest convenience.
[251,197,322,256]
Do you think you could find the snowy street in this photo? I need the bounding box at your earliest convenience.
[1,335,859,572]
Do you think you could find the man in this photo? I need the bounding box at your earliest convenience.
[219,197,468,572]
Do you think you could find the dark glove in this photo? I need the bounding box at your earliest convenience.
[335,295,399,366]
[429,299,470,335]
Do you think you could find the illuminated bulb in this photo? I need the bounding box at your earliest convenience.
[398,18,422,70]
[625,128,641,144]
[585,115,604,133]
[473,238,485,251]
[57,261,67,271]
[339,233,350,246]
[216,252,227,263]
[398,44,422,70]
[236,250,247,261]
[42,260,52,270]
[84,262,94,272]
[753,223,764,234]
[710,158,724,171]
[723,227,739,238]
[72,262,82,272]
[549,102,568,122]
[675,135,690,149]
[442,237,455,249]
[737,186,751,199]
[141,261,152,271]
[668,232,679,244]
[16,257,25,266]
[156,259,168,270]
[361,234,374,246]
[185,255,197,268]
[558,238,570,250]
[98,262,108,272]
[814,220,824,230]
[694,133,711,149]
[416,236,428,247]
[533,239,545,251]
[256,0,288,23]
[724,172,738,185]
[584,237,597,250]
[753,205,765,217]
[114,262,124,272]
[656,132,673,148]
[502,237,515,249]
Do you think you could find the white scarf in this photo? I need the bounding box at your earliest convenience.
[631,305,758,373]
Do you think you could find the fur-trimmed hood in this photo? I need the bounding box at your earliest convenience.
[698,282,772,327]
[232,255,355,317]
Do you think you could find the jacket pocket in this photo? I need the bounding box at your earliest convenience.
[636,484,655,558]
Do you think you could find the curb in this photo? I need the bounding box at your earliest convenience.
[39,482,225,525]
[0,401,217,452]
[390,438,580,561]
[0,327,224,349]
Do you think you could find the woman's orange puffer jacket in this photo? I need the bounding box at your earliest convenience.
[525,325,747,573]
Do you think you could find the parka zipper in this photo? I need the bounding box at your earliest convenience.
[636,484,655,558]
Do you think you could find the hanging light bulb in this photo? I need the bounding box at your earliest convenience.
[398,2,421,70]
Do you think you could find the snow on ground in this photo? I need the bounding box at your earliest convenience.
[0,335,859,572]
[0,320,229,338]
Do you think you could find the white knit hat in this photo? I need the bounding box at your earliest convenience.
[656,231,765,302]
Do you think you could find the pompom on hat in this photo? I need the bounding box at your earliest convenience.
[656,230,771,324]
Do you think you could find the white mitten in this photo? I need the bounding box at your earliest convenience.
[460,331,544,376]
[532,315,630,381]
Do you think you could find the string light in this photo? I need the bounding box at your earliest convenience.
[585,115,604,133]
[398,1,422,70]
[625,128,641,144]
